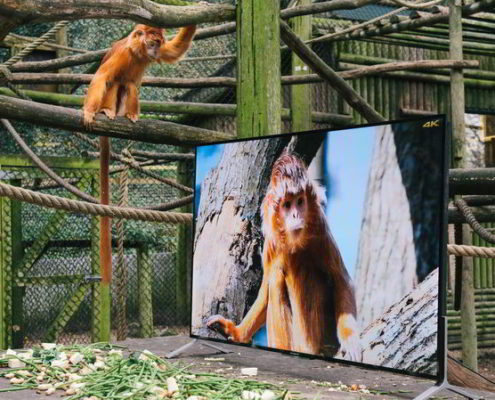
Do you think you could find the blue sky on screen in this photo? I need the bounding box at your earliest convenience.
[325,126,375,279]
[195,126,376,280]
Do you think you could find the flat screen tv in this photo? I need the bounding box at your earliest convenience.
[191,116,447,379]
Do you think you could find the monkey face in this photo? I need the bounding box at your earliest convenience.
[280,192,308,238]
[130,25,164,60]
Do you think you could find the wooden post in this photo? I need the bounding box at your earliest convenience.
[10,180,23,349]
[90,172,103,342]
[236,0,282,137]
[137,245,153,338]
[449,0,478,371]
[176,149,193,326]
[0,191,13,349]
[290,0,312,132]
[99,136,111,342]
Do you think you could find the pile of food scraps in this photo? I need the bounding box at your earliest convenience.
[0,343,289,399]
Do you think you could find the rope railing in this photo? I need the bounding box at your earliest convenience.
[0,181,192,225]
[447,244,495,258]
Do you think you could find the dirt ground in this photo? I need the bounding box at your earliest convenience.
[0,335,494,399]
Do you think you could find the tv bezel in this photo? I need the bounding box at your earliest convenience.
[190,115,448,382]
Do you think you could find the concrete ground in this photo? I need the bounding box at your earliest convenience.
[0,335,493,399]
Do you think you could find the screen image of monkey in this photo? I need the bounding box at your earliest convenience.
[191,117,446,377]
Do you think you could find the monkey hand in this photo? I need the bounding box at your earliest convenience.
[207,315,241,342]
[102,108,116,120]
[336,313,362,362]
[126,113,139,123]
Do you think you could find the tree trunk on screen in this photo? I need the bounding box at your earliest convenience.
[358,269,438,375]
[354,125,417,329]
[355,124,443,329]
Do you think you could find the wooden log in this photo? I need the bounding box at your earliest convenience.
[3,73,237,88]
[0,95,233,145]
[236,0,282,137]
[449,168,495,195]
[0,87,351,125]
[0,0,235,28]
[290,0,312,132]
[312,0,495,43]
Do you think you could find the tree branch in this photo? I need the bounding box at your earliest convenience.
[0,95,233,145]
[0,0,235,28]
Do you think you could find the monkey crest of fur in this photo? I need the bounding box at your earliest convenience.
[261,152,328,253]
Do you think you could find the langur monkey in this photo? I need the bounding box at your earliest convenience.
[83,24,196,126]
[208,151,361,362]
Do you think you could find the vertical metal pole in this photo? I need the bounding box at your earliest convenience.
[449,0,478,371]
[99,136,111,342]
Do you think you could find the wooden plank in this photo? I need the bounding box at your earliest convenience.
[290,0,312,132]
[236,0,281,137]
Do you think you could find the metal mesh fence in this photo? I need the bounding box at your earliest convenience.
[0,159,187,346]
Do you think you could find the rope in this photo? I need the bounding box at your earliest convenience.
[448,244,495,258]
[0,181,192,224]
[454,198,495,245]
[2,21,70,67]
[2,119,99,203]
[116,166,129,341]
[73,132,193,194]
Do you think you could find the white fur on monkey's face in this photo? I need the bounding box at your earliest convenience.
[280,192,307,234]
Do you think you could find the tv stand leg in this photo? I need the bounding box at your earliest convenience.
[165,339,231,359]
[413,380,483,400]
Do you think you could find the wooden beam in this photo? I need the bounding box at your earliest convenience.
[449,168,495,195]
[0,95,233,145]
[279,19,384,123]
[290,0,312,132]
[236,0,282,137]
[0,0,235,28]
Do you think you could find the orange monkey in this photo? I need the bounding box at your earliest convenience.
[208,152,361,361]
[83,24,196,126]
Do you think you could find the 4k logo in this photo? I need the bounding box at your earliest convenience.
[423,120,440,128]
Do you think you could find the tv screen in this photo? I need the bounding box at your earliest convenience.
[191,116,447,378]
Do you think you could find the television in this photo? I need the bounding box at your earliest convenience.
[191,116,447,378]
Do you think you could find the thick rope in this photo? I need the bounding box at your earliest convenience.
[2,21,70,67]
[0,181,192,224]
[448,244,495,258]
[454,198,495,245]
[116,166,129,341]
[2,119,99,203]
